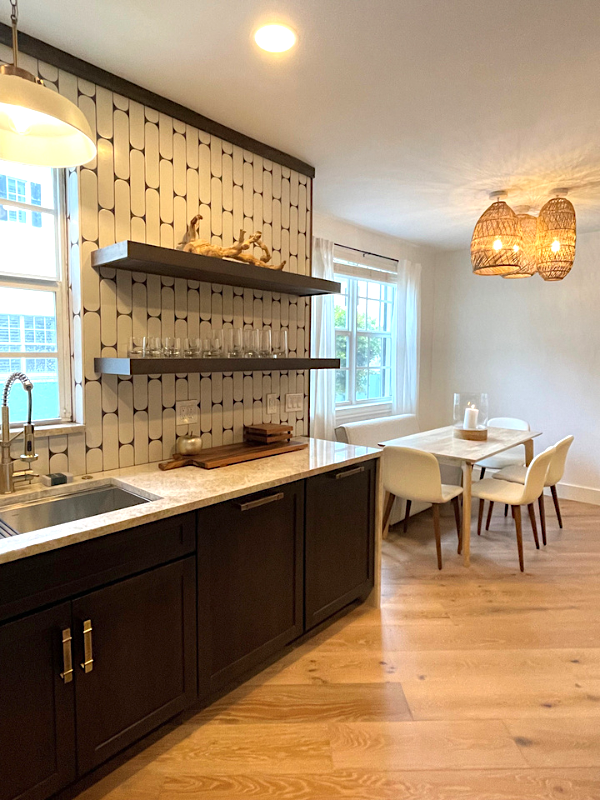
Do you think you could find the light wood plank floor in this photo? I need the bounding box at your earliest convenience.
[79,498,600,799]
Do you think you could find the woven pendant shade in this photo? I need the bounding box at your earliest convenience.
[537,197,576,281]
[503,214,538,278]
[471,200,523,275]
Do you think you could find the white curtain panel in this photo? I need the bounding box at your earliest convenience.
[392,259,422,416]
[310,237,336,440]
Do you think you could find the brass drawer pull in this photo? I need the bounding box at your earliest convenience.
[235,492,284,512]
[334,465,365,480]
[80,619,94,673]
[59,628,73,684]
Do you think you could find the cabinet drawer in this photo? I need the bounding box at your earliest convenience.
[197,481,304,694]
[0,512,196,623]
[305,460,375,629]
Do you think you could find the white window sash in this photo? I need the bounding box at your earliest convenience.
[0,170,71,425]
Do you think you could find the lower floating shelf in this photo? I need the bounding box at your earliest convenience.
[94,357,340,376]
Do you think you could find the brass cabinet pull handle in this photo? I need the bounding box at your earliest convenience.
[80,619,94,673]
[235,492,284,511]
[334,465,365,480]
[60,627,73,684]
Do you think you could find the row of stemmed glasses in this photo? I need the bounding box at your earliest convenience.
[127,328,288,358]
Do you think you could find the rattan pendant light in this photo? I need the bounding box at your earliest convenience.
[503,213,538,278]
[471,192,523,276]
[537,192,576,281]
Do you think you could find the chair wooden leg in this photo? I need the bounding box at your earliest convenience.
[477,498,484,536]
[480,467,486,480]
[382,492,395,539]
[485,501,494,531]
[550,485,563,528]
[432,503,442,570]
[527,503,540,549]
[538,494,547,545]
[452,496,462,554]
[504,504,509,517]
[403,499,412,533]
[513,505,524,572]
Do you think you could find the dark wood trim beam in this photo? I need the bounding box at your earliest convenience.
[0,23,315,178]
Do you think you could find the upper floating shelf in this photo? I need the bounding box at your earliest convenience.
[95,357,340,376]
[92,241,341,297]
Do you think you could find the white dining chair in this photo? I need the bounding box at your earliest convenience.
[471,446,556,571]
[476,417,530,479]
[381,446,463,569]
[493,435,574,544]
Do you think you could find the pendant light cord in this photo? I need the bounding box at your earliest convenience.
[9,0,18,66]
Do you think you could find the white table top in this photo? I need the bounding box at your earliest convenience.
[379,425,541,464]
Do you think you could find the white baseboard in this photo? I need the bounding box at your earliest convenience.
[553,481,600,506]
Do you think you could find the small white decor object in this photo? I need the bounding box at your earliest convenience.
[454,392,489,441]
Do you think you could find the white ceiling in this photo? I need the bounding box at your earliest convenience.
[8,0,600,248]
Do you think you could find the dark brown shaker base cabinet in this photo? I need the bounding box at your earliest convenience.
[73,557,197,773]
[0,557,196,800]
[0,603,75,800]
[305,461,375,630]
[197,480,305,694]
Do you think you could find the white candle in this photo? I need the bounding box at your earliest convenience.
[463,405,479,429]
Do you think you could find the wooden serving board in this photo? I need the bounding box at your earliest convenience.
[159,439,308,471]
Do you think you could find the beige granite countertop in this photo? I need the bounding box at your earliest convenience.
[0,438,380,566]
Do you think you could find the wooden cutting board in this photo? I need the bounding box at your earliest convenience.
[159,439,308,470]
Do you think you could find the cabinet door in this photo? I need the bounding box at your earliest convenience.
[305,461,375,630]
[197,480,304,693]
[0,603,75,800]
[73,558,196,774]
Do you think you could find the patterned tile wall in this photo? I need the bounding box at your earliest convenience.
[0,45,313,476]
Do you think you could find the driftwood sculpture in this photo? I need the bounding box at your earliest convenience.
[178,215,286,270]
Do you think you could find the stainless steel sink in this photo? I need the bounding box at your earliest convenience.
[0,485,151,537]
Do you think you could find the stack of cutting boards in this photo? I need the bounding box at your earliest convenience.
[244,423,294,444]
[159,424,307,470]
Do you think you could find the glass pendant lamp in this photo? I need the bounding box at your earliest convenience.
[537,191,576,281]
[0,0,96,166]
[503,212,538,279]
[471,191,523,276]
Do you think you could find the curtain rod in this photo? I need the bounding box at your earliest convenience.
[334,243,399,264]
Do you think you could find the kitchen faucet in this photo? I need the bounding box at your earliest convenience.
[0,372,38,494]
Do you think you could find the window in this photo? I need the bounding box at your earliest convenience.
[334,267,396,412]
[0,160,69,425]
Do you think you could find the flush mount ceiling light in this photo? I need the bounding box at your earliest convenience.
[0,0,96,166]
[503,212,538,279]
[471,191,523,276]
[254,23,297,53]
[536,190,577,282]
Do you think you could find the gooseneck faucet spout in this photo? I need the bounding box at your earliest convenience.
[1,372,38,495]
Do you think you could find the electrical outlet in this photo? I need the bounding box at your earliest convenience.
[176,400,198,426]
[285,393,303,413]
[266,394,278,415]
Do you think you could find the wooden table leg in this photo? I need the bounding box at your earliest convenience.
[462,462,473,567]
[524,438,534,466]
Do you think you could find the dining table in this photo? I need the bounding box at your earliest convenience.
[378,425,542,566]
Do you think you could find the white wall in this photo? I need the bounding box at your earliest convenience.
[429,230,600,502]
[313,213,437,427]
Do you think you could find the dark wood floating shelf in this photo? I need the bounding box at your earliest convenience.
[95,357,340,376]
[92,241,340,297]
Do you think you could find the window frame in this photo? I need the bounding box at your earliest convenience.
[0,168,72,426]
[334,264,396,421]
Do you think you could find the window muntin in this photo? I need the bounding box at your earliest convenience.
[335,272,395,408]
[0,160,69,425]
